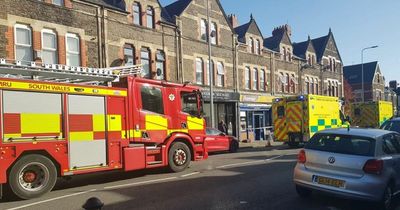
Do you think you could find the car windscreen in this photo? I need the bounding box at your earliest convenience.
[305,133,375,156]
[380,121,400,132]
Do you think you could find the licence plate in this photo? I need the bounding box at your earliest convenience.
[313,175,345,188]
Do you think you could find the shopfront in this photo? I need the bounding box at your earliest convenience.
[239,95,275,141]
[201,90,240,137]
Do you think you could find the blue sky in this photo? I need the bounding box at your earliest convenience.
[160,0,400,84]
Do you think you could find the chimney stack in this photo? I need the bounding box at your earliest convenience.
[228,14,239,28]
[272,24,292,37]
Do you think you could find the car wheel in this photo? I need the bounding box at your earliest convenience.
[380,184,394,210]
[229,141,238,153]
[295,185,312,198]
[8,154,57,200]
[168,142,191,172]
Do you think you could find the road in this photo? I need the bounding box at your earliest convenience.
[1,145,399,210]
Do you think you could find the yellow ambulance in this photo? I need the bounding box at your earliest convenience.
[272,95,349,147]
[351,101,393,128]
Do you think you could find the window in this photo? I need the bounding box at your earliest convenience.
[196,58,204,85]
[155,50,165,80]
[52,0,63,6]
[252,68,258,90]
[245,67,250,89]
[124,44,135,66]
[217,62,224,87]
[141,86,164,114]
[133,2,141,25]
[15,24,33,63]
[328,81,332,96]
[333,59,336,72]
[335,82,339,97]
[306,133,376,156]
[200,19,207,41]
[282,47,286,60]
[66,33,80,66]
[305,77,310,94]
[206,60,214,85]
[315,81,319,95]
[210,22,217,45]
[280,73,285,92]
[291,74,296,93]
[146,7,154,29]
[249,38,254,53]
[255,39,260,54]
[181,92,199,116]
[41,29,58,64]
[260,69,265,91]
[288,50,292,62]
[286,73,290,92]
[310,78,314,94]
[141,48,151,78]
[277,106,285,118]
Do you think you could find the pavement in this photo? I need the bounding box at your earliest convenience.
[239,140,285,148]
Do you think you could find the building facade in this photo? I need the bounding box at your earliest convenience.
[0,0,345,141]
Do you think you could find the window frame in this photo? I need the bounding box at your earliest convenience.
[14,24,33,63]
[216,62,224,87]
[155,50,166,80]
[146,6,154,29]
[133,2,142,25]
[245,67,250,90]
[140,85,164,115]
[41,29,58,64]
[210,22,217,45]
[140,47,151,78]
[124,44,135,66]
[65,33,81,66]
[200,19,207,41]
[52,0,64,6]
[249,38,254,53]
[252,68,258,90]
[255,39,260,55]
[196,58,204,85]
[260,69,265,91]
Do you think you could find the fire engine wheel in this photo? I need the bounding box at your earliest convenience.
[9,154,57,200]
[168,142,191,172]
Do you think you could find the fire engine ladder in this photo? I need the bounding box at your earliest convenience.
[0,58,142,85]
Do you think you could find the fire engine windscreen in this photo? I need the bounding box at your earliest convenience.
[181,92,201,117]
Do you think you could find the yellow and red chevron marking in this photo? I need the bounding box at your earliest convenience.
[360,105,376,127]
[286,103,302,132]
[274,118,286,140]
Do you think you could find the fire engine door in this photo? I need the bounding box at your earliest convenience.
[68,95,107,169]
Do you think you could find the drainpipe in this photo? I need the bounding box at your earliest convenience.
[177,18,184,83]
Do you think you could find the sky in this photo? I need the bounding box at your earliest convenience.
[159,0,400,84]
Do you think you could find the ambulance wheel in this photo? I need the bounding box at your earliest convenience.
[8,154,57,199]
[168,142,191,172]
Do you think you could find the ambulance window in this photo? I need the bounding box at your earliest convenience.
[277,106,285,118]
[141,86,164,114]
[354,108,361,116]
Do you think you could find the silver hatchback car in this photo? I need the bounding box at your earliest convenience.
[293,128,400,210]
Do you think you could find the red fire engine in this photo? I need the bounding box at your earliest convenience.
[0,59,207,199]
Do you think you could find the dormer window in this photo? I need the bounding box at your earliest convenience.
[255,39,260,55]
[249,38,254,53]
[200,19,207,41]
[210,22,217,45]
[282,47,286,60]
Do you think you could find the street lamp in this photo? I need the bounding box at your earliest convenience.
[361,45,378,102]
[206,0,215,128]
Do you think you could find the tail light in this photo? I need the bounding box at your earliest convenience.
[363,159,383,174]
[298,149,306,164]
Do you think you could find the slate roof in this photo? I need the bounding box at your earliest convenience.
[165,0,192,20]
[311,34,329,62]
[343,61,378,85]
[234,22,250,43]
[263,32,283,52]
[292,40,309,59]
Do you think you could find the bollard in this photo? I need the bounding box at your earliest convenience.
[82,197,104,210]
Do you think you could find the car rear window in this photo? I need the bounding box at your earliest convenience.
[305,133,375,156]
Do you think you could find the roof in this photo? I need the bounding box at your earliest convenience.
[81,0,127,12]
[318,128,392,139]
[343,61,378,85]
[264,33,283,52]
[311,34,329,62]
[292,40,309,59]
[164,0,192,20]
[234,22,250,43]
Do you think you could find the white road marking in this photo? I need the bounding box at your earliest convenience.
[216,155,285,169]
[104,177,178,190]
[6,189,97,210]
[181,172,200,177]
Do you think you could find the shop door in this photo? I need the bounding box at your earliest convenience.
[254,113,265,141]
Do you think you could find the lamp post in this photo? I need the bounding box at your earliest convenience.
[206,0,215,128]
[361,45,378,102]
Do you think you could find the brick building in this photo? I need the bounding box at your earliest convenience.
[0,0,345,141]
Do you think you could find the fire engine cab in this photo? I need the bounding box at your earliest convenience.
[0,59,207,199]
